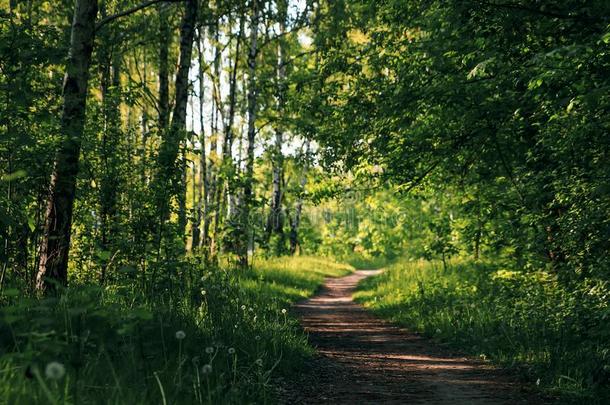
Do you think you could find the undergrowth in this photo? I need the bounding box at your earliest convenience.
[0,255,352,404]
[355,258,610,404]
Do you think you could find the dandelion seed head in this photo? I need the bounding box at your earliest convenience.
[202,364,212,374]
[45,362,65,380]
[435,328,441,334]
[205,346,214,354]
[228,347,235,355]
[255,335,261,341]
[241,305,246,310]
[536,378,541,386]
[281,308,287,314]
[201,290,207,296]
[175,330,186,340]
[255,358,263,367]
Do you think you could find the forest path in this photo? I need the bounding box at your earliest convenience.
[278,270,538,404]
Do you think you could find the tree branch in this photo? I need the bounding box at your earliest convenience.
[477,1,610,22]
[95,0,185,31]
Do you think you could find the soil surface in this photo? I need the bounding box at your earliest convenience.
[278,270,544,404]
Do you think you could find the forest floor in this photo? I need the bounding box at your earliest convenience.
[277,270,546,404]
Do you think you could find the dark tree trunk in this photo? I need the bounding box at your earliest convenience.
[239,0,259,267]
[98,2,122,284]
[155,0,198,227]
[190,28,204,251]
[37,0,98,291]
[195,26,208,253]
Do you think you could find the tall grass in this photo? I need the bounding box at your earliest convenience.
[355,258,610,404]
[0,256,352,404]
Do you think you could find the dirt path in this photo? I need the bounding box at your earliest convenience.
[279,270,541,404]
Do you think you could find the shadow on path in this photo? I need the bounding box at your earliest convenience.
[278,270,542,404]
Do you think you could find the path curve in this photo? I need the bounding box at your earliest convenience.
[279,270,540,404]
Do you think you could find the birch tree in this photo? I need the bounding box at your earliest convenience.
[36,0,98,291]
[238,0,260,267]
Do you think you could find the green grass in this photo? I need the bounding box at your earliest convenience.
[355,258,610,404]
[340,254,391,270]
[0,256,353,404]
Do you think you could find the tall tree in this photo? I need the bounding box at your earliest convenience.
[265,0,287,252]
[191,25,207,250]
[36,0,98,291]
[158,3,170,132]
[289,141,310,254]
[238,0,260,267]
[154,0,198,240]
[213,10,245,255]
[98,2,123,284]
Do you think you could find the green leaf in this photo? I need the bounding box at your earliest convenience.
[2,288,20,298]
[1,170,27,182]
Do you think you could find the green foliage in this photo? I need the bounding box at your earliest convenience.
[0,256,353,404]
[2,0,610,402]
[355,259,610,403]
[303,0,610,281]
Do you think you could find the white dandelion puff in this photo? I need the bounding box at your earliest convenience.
[45,362,65,380]
[205,346,214,354]
[228,347,235,355]
[175,330,186,340]
[202,364,212,374]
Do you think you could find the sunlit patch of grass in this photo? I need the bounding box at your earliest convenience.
[341,254,391,270]
[355,258,610,404]
[0,256,353,404]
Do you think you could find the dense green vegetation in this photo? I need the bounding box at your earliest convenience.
[356,259,610,402]
[1,256,351,403]
[1,0,610,403]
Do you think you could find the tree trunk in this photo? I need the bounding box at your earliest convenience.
[196,27,209,253]
[207,19,221,256]
[155,0,198,227]
[266,1,287,253]
[36,0,98,291]
[177,143,188,242]
[289,141,310,255]
[238,0,259,267]
[140,55,149,185]
[213,13,245,255]
[98,27,122,284]
[158,5,170,132]
[190,28,204,250]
